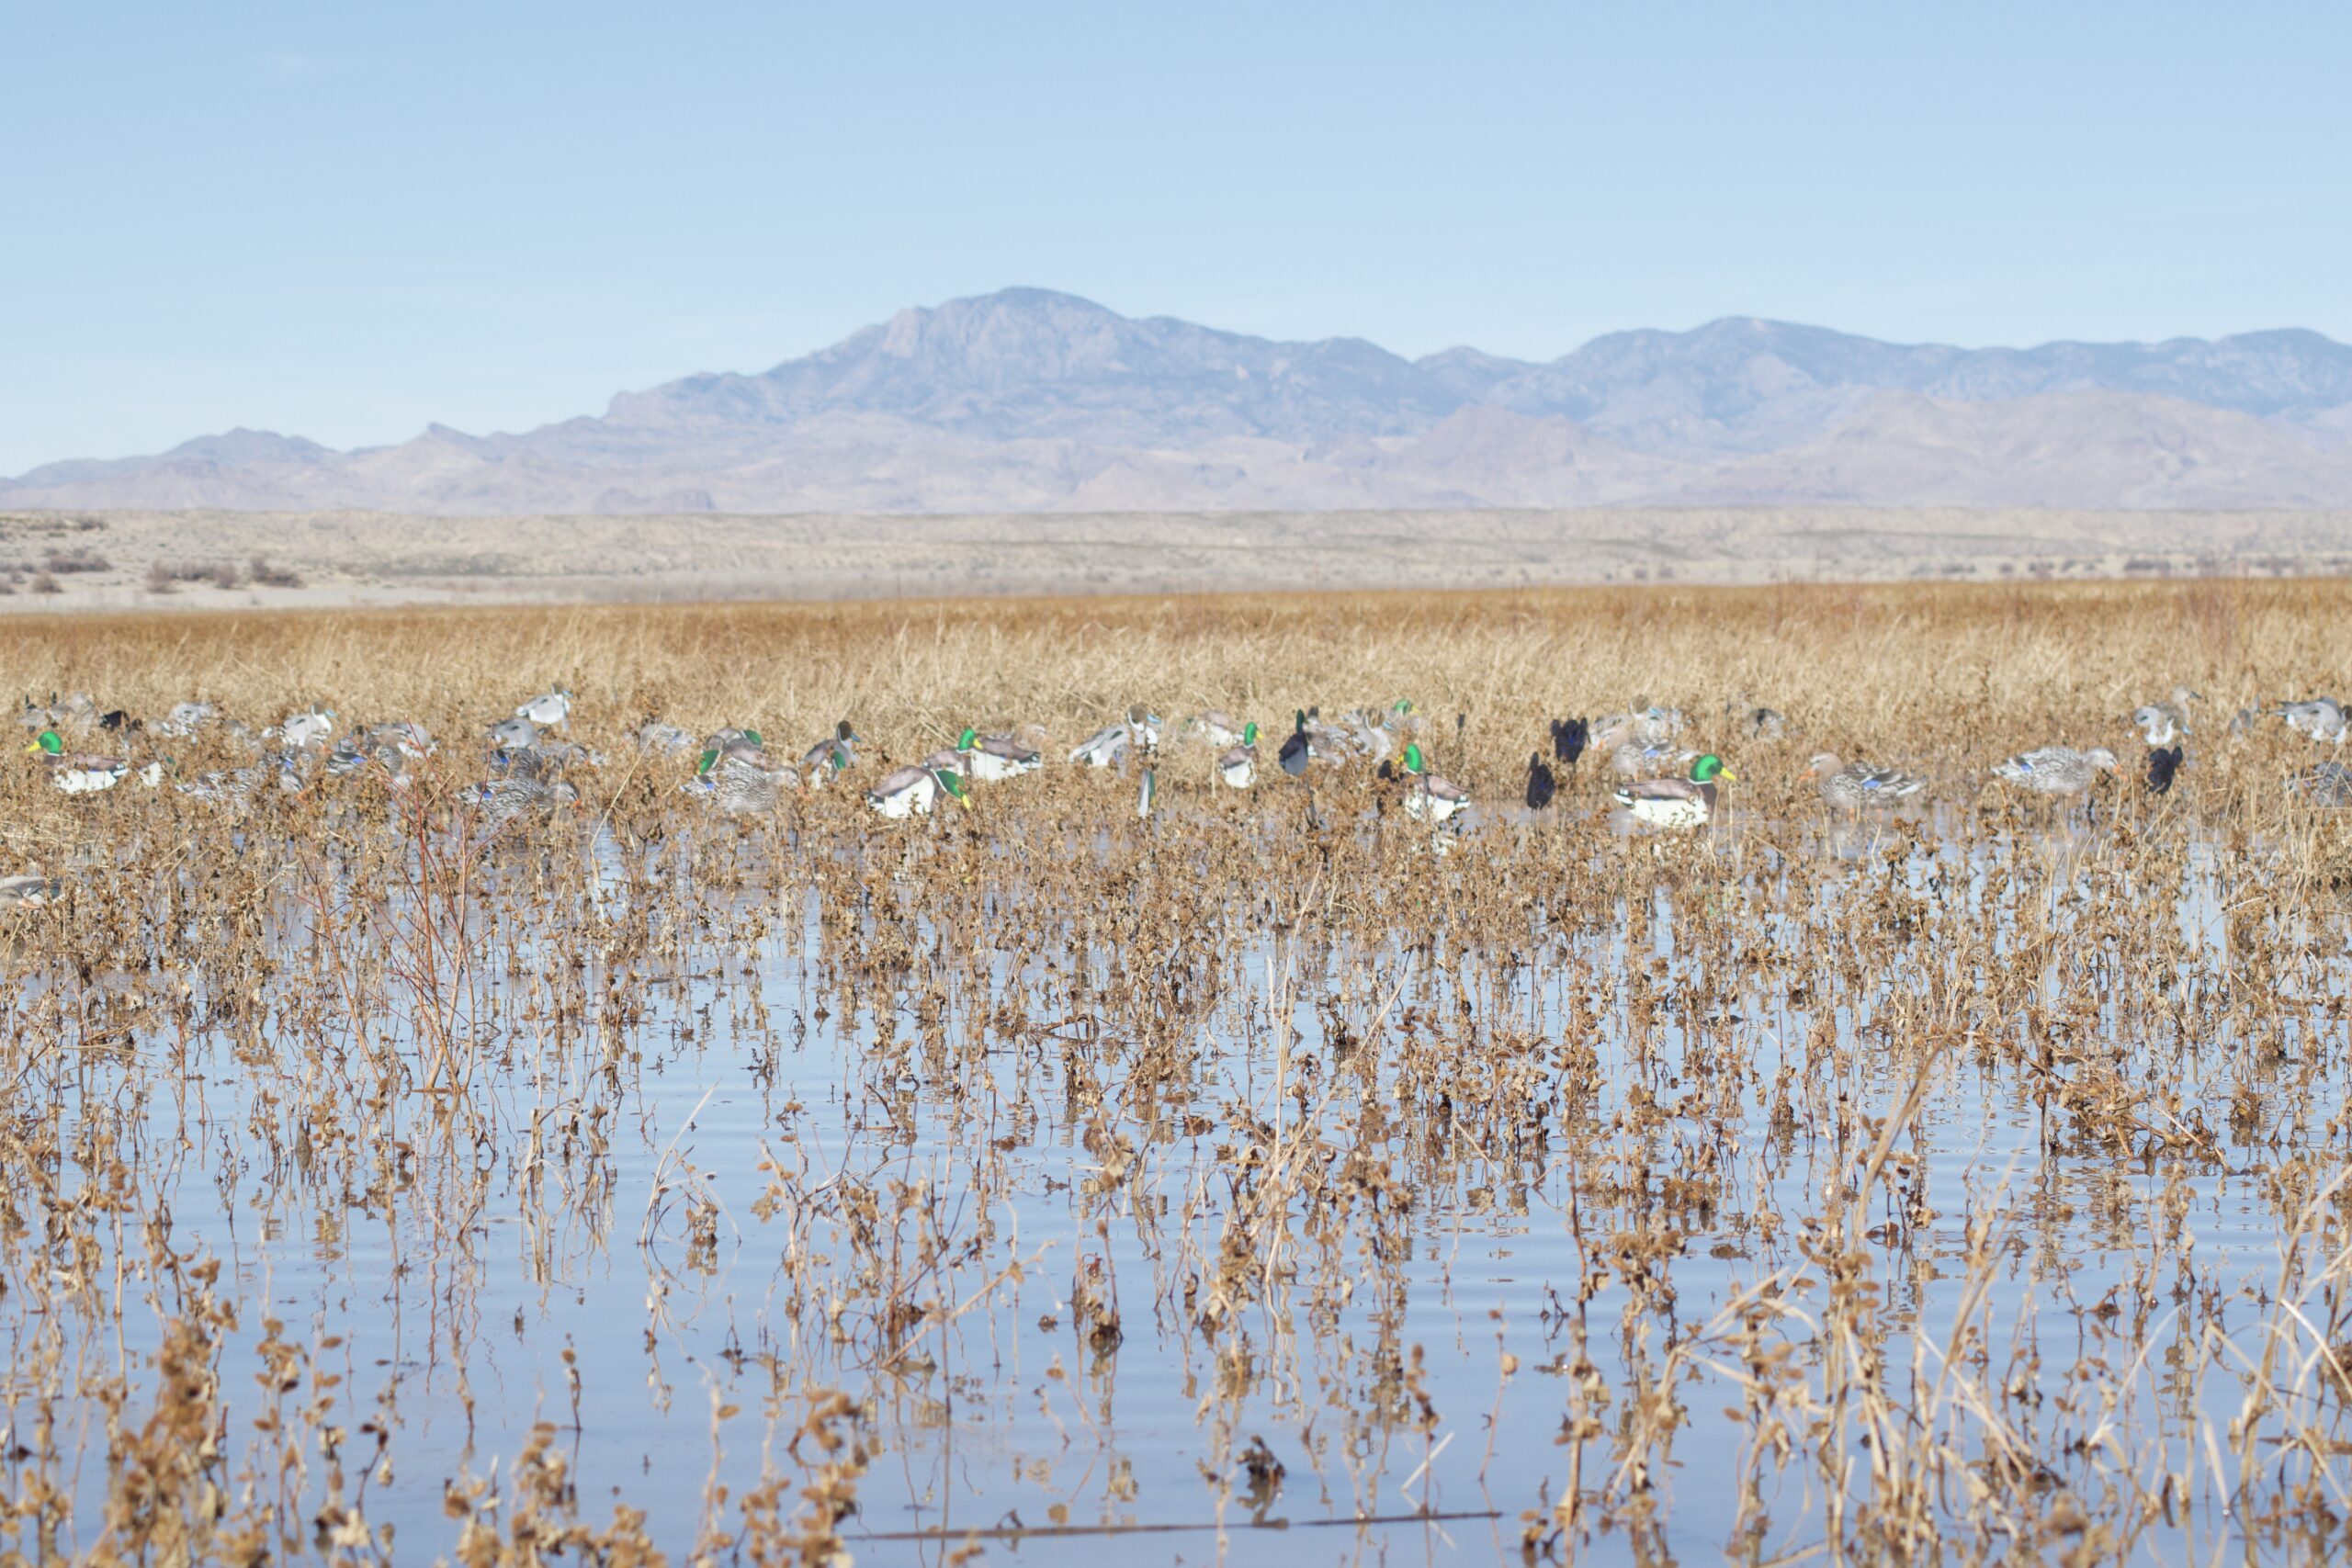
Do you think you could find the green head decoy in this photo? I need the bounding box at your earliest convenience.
[28,729,62,757]
[1242,721,1259,747]
[1402,742,1426,775]
[1690,753,1733,783]
[934,767,970,810]
[695,748,718,777]
[957,727,978,750]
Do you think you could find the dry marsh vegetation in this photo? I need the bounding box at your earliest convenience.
[0,579,2350,1564]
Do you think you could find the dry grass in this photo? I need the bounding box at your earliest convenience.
[0,577,2347,1562]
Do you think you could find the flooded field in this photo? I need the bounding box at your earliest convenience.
[4,581,2352,1564]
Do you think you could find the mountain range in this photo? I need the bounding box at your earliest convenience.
[11,288,2352,513]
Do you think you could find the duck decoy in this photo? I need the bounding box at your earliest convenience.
[1218,723,1260,788]
[1188,711,1246,749]
[26,729,148,795]
[1524,753,1556,811]
[958,727,1043,782]
[694,738,796,815]
[1278,711,1312,778]
[488,716,538,750]
[2280,699,2348,745]
[1992,746,2120,796]
[1549,717,1589,767]
[0,874,62,908]
[470,775,580,840]
[2289,761,2352,807]
[1399,743,1470,824]
[515,686,572,728]
[866,763,969,818]
[2145,745,2184,795]
[1614,753,1735,829]
[1809,753,1928,811]
[803,721,860,785]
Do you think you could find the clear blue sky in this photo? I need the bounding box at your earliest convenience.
[4,1,2345,472]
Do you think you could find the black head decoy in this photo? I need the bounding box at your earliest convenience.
[1550,716,1589,766]
[1525,752,1556,810]
[2145,745,2184,795]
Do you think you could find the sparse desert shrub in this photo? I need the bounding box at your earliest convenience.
[42,547,109,573]
[144,560,177,593]
[249,556,304,589]
[30,571,60,593]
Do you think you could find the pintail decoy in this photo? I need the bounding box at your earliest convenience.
[1217,723,1260,788]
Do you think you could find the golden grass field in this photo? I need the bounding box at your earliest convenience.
[2,577,2351,1564]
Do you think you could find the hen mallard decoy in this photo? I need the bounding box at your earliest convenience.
[1808,753,1928,811]
[470,775,580,840]
[958,727,1042,781]
[803,721,860,786]
[638,719,696,757]
[866,763,969,818]
[515,686,572,728]
[1611,740,1698,779]
[1614,753,1735,829]
[2289,761,2352,807]
[1218,723,1260,788]
[1397,744,1470,824]
[1992,745,2119,796]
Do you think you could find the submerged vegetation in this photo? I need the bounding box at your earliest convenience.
[3,579,2352,1563]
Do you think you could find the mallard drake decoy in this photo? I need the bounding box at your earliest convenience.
[2289,761,2352,807]
[694,739,795,815]
[515,686,573,728]
[1189,711,1246,749]
[958,727,1042,782]
[1549,718,1589,767]
[803,720,860,785]
[1992,745,2119,796]
[2145,745,2184,795]
[1217,723,1259,788]
[1614,753,1735,829]
[866,763,969,818]
[1808,753,1927,811]
[470,775,580,840]
[2280,699,2347,744]
[1398,744,1470,824]
[0,874,61,908]
[27,729,139,794]
[1524,753,1556,810]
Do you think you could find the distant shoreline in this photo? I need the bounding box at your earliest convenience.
[0,505,2346,615]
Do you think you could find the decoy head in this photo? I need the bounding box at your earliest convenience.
[1806,752,1841,776]
[1401,743,1427,776]
[743,728,763,747]
[28,729,61,757]
[835,719,857,743]
[933,767,971,810]
[1691,753,1733,784]
[957,727,978,751]
[1293,709,1307,733]
[1241,721,1259,747]
[695,749,718,777]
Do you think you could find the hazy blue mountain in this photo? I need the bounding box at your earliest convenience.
[8,289,2351,513]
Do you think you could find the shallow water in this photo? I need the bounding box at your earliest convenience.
[6,792,2349,1564]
